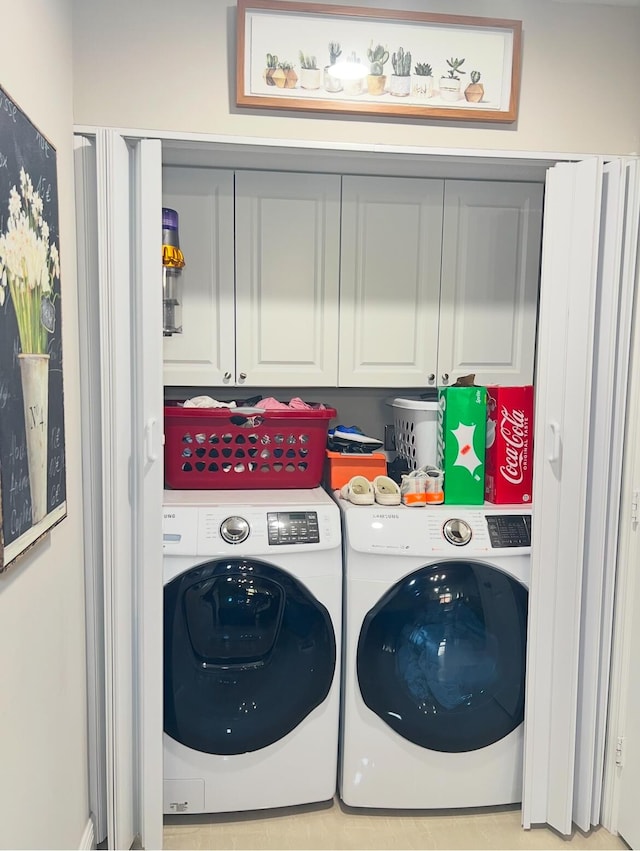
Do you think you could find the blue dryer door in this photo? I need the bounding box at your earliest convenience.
[164,558,336,755]
[357,560,528,753]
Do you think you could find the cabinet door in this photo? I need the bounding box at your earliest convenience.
[234,170,341,387]
[339,175,444,387]
[162,167,235,387]
[438,180,543,386]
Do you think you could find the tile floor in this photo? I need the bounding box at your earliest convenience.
[163,798,628,850]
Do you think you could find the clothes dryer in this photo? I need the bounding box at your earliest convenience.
[163,487,342,815]
[337,498,531,809]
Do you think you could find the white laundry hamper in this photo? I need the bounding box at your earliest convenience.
[388,397,440,471]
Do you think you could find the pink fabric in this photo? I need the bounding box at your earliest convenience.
[289,397,312,409]
[257,396,290,410]
[289,397,326,410]
[257,397,327,410]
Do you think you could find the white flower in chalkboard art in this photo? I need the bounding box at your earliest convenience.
[0,167,60,526]
[0,166,60,354]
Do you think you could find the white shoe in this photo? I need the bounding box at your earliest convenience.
[340,475,375,505]
[400,472,427,507]
[373,476,401,506]
[417,466,444,504]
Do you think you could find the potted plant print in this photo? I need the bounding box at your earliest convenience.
[366,42,389,96]
[299,51,321,90]
[465,70,484,103]
[411,62,433,99]
[263,53,278,86]
[390,46,412,97]
[439,57,466,101]
[340,51,366,97]
[272,60,298,89]
[324,41,343,93]
[0,168,60,524]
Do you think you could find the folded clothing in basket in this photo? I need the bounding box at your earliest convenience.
[181,395,327,411]
[183,395,236,408]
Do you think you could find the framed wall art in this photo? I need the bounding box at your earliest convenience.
[0,85,67,573]
[236,0,522,123]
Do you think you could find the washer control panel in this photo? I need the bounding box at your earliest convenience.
[267,511,320,546]
[163,501,339,556]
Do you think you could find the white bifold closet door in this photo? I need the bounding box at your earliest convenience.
[523,158,640,835]
[74,131,164,851]
[611,290,640,849]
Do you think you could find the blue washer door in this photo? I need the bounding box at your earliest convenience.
[357,560,528,753]
[164,558,336,755]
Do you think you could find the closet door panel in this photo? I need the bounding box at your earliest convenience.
[133,139,165,851]
[523,158,607,836]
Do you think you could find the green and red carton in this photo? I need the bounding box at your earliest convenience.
[437,386,487,505]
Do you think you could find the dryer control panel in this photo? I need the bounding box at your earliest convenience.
[340,501,532,558]
[486,514,531,548]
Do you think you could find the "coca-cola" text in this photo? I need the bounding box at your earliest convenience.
[498,406,529,485]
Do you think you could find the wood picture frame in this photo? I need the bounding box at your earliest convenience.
[236,0,522,123]
[0,85,67,573]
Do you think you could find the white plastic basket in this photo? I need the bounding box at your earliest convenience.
[388,398,439,470]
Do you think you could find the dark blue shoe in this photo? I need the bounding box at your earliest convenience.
[328,425,383,453]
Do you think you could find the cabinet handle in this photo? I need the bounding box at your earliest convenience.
[239,372,247,381]
[428,373,435,384]
[223,372,232,381]
[441,373,449,384]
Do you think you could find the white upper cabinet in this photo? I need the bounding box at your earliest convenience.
[162,166,235,387]
[163,166,542,389]
[439,180,543,386]
[340,175,542,388]
[163,168,340,387]
[339,175,444,387]
[234,171,341,386]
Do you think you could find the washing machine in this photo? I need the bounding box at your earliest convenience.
[162,487,342,815]
[337,497,531,809]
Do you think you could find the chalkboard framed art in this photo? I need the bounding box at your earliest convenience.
[0,85,67,573]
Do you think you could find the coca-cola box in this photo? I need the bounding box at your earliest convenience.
[485,385,534,504]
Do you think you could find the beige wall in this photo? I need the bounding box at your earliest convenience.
[72,0,640,155]
[0,0,90,848]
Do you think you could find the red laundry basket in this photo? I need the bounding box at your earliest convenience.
[163,403,337,489]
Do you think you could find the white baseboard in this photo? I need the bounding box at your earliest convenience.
[79,817,95,850]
